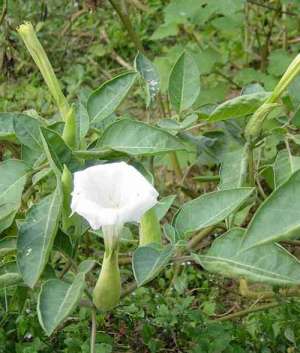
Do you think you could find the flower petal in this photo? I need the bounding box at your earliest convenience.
[71,162,159,229]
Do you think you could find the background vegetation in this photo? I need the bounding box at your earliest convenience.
[2,0,300,352]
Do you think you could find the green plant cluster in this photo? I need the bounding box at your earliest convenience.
[2,1,300,352]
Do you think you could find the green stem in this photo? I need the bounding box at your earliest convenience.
[245,53,300,141]
[246,143,255,187]
[169,152,183,180]
[187,226,214,250]
[211,302,279,322]
[193,175,220,183]
[90,309,97,353]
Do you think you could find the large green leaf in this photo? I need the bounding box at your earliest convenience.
[0,262,22,287]
[194,228,300,286]
[40,127,74,172]
[37,273,85,336]
[99,119,186,156]
[168,51,200,113]
[219,147,247,189]
[87,71,137,124]
[0,159,28,233]
[132,245,174,286]
[134,52,160,107]
[14,114,45,151]
[17,182,63,288]
[241,170,300,250]
[0,113,16,142]
[209,92,271,122]
[174,188,254,236]
[273,150,300,188]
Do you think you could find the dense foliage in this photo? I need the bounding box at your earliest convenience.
[2,1,300,352]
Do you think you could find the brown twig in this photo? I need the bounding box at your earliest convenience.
[100,30,133,70]
[210,302,279,322]
[247,0,296,16]
[0,0,7,26]
[60,8,88,37]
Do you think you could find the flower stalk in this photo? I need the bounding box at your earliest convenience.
[17,22,76,148]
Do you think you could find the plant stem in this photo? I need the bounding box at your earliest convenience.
[247,143,255,186]
[90,309,97,353]
[0,0,7,26]
[169,152,183,180]
[108,0,144,53]
[187,226,214,250]
[211,302,279,322]
[193,175,220,183]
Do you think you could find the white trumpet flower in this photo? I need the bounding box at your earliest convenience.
[70,161,159,311]
[71,161,159,230]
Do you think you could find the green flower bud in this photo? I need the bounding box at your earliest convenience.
[93,249,121,311]
[17,22,76,148]
[139,207,162,246]
[93,225,121,311]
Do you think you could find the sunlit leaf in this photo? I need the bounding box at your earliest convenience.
[175,188,254,236]
[133,245,174,286]
[99,119,187,155]
[168,51,200,113]
[194,228,300,286]
[87,72,137,124]
[241,170,300,250]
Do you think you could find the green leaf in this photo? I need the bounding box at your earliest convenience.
[151,22,178,40]
[14,114,45,151]
[241,170,300,250]
[40,127,74,172]
[168,51,200,113]
[0,237,16,257]
[132,245,174,286]
[194,228,300,286]
[134,52,160,107]
[75,103,90,147]
[0,113,16,142]
[0,159,28,233]
[154,195,176,220]
[164,0,203,25]
[219,147,247,189]
[273,150,300,188]
[174,188,254,236]
[53,230,73,258]
[37,273,85,336]
[99,119,186,156]
[78,259,96,274]
[209,92,271,122]
[17,182,63,288]
[0,262,22,287]
[87,72,137,124]
[157,114,198,133]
